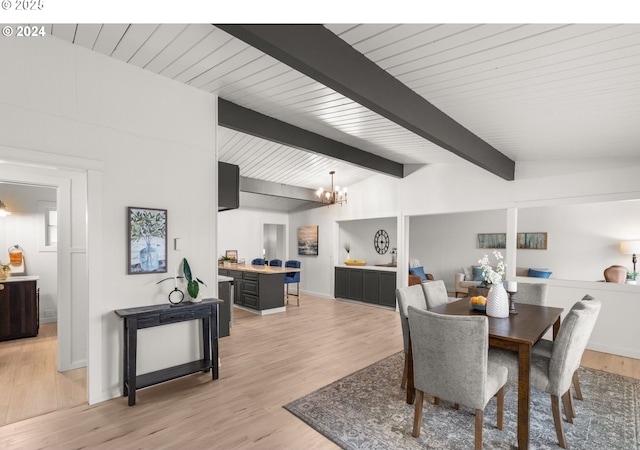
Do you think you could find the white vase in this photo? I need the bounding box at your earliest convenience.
[486,283,509,318]
[345,252,351,262]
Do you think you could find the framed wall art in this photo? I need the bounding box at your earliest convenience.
[225,250,238,262]
[517,232,548,250]
[477,233,506,249]
[127,207,167,274]
[298,225,319,256]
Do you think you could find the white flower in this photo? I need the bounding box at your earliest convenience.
[478,250,505,285]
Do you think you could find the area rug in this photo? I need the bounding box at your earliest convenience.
[285,352,640,449]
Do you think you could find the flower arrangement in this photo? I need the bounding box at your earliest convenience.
[478,250,505,286]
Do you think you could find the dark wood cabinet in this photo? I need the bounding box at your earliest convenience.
[334,267,396,308]
[219,269,285,312]
[0,279,39,341]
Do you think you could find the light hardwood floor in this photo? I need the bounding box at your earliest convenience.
[0,295,637,448]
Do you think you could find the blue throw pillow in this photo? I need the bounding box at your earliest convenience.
[528,268,552,278]
[409,266,427,281]
[472,266,485,282]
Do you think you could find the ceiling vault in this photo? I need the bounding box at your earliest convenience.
[218,98,404,178]
[216,24,515,181]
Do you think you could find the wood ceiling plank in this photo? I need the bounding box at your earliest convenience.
[93,24,130,56]
[127,24,187,68]
[219,98,404,178]
[217,24,515,180]
[111,24,158,62]
[73,24,101,49]
[145,24,214,74]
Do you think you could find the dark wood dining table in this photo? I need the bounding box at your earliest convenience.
[406,299,563,450]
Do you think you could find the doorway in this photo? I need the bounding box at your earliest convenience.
[263,223,286,263]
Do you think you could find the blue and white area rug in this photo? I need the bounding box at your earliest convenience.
[285,352,640,449]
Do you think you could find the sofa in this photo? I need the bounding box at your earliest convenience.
[454,266,552,297]
[408,263,434,286]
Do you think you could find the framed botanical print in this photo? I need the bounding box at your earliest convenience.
[127,207,167,274]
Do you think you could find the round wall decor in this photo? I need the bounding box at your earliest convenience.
[374,229,390,254]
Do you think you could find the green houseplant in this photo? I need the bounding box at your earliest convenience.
[182,258,207,300]
[627,270,638,284]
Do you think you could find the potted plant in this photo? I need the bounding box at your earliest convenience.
[344,243,351,262]
[0,261,10,281]
[626,271,638,284]
[157,258,207,304]
[218,254,235,267]
[182,258,207,301]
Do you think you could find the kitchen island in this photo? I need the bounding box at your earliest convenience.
[218,264,302,315]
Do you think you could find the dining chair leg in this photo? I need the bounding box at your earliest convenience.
[412,389,424,438]
[551,395,568,449]
[496,386,505,430]
[562,390,574,423]
[401,353,409,389]
[474,409,483,450]
[573,371,583,400]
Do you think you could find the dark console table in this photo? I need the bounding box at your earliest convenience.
[115,299,221,406]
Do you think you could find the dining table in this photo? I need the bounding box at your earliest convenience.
[406,298,563,450]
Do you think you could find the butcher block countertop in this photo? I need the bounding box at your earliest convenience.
[218,264,302,274]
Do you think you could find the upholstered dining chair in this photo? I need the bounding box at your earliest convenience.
[251,258,265,266]
[514,282,549,305]
[395,285,427,390]
[489,295,601,449]
[421,280,451,309]
[604,265,627,283]
[284,260,301,306]
[269,259,282,267]
[531,295,599,409]
[408,307,508,450]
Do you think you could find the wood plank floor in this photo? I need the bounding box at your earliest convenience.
[0,322,86,427]
[0,294,637,449]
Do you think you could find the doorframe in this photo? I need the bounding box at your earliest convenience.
[0,146,103,404]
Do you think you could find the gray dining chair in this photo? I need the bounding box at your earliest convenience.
[421,279,450,309]
[408,307,508,450]
[489,295,601,448]
[514,282,548,305]
[395,285,427,389]
[531,295,598,407]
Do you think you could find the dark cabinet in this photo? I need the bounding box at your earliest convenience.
[219,269,285,312]
[334,267,396,308]
[218,162,239,211]
[0,279,39,341]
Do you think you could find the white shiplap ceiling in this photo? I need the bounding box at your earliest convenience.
[42,23,640,209]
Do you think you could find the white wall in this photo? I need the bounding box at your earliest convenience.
[291,158,640,359]
[217,208,289,264]
[0,184,58,322]
[0,36,218,404]
[339,216,398,265]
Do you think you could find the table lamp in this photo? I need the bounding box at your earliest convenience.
[620,240,640,272]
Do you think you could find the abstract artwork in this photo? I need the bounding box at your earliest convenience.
[298,225,319,256]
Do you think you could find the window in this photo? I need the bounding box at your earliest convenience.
[38,201,57,251]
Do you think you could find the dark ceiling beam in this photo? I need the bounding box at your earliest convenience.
[239,176,322,203]
[216,24,515,181]
[219,98,404,178]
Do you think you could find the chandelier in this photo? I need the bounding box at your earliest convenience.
[0,200,11,218]
[316,171,347,205]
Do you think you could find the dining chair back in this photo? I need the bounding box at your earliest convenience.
[284,260,301,306]
[251,258,265,266]
[490,295,601,448]
[395,285,427,389]
[269,259,282,267]
[408,307,507,450]
[514,282,548,305]
[420,280,450,309]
